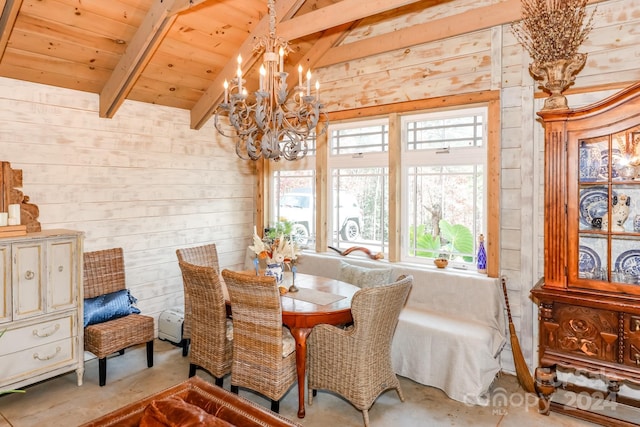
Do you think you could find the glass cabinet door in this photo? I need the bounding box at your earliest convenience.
[574,127,640,292]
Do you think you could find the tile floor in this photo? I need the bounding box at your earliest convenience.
[0,340,601,426]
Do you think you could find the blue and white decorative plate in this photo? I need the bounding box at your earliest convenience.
[615,249,640,276]
[599,149,622,179]
[579,245,601,272]
[579,187,613,228]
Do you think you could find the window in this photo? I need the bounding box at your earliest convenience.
[402,107,487,266]
[266,101,494,271]
[271,160,316,248]
[329,120,388,253]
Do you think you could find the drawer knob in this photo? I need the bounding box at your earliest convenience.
[33,346,61,361]
[633,319,640,331]
[33,324,60,338]
[58,265,64,272]
[24,270,35,280]
[635,353,640,365]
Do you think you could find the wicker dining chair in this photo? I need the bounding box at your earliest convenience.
[83,248,154,387]
[177,260,233,387]
[221,269,297,414]
[176,244,221,357]
[307,275,413,427]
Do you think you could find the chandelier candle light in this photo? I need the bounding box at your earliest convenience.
[214,0,327,161]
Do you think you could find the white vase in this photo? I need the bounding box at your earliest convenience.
[265,263,284,283]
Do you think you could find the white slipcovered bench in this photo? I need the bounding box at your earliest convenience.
[294,252,506,406]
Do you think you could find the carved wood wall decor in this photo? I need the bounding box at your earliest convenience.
[0,161,41,233]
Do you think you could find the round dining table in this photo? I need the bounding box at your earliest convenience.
[278,272,359,418]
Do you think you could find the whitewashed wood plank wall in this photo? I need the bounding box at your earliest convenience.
[1,0,639,377]
[0,79,255,331]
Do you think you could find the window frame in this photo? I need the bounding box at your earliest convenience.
[400,106,488,267]
[259,93,500,276]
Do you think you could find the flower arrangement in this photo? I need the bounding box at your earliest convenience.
[511,0,595,64]
[249,232,300,265]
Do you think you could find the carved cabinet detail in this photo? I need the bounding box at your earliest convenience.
[541,304,618,363]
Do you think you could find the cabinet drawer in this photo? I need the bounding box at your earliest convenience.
[0,337,75,385]
[0,315,74,357]
[541,303,619,363]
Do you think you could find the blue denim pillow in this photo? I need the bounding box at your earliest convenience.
[84,289,141,327]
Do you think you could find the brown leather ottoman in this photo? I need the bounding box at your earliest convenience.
[79,376,301,427]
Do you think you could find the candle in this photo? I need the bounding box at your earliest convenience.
[0,212,7,226]
[298,65,303,87]
[7,218,19,226]
[8,204,20,220]
[315,80,320,101]
[236,54,242,93]
[279,47,284,73]
[306,70,311,96]
[253,258,259,276]
[254,225,257,236]
[223,80,228,103]
[290,233,294,259]
[259,65,265,91]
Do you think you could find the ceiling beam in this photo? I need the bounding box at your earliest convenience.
[299,21,357,71]
[315,0,607,68]
[277,0,423,41]
[190,0,305,130]
[316,0,524,68]
[0,0,22,63]
[99,0,209,118]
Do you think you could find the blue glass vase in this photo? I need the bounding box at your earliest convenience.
[477,234,487,274]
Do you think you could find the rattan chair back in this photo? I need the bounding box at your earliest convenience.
[221,269,297,411]
[84,247,126,298]
[178,260,232,385]
[176,244,221,353]
[307,274,413,427]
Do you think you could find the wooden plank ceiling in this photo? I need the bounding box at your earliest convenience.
[0,0,528,129]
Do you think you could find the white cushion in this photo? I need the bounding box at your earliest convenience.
[225,319,233,342]
[337,261,394,288]
[282,327,296,357]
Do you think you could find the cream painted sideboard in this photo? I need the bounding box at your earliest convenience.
[0,229,84,391]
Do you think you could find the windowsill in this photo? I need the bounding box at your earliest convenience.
[300,249,490,277]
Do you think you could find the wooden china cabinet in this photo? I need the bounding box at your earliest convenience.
[531,82,640,426]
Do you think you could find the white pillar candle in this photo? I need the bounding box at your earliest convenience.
[7,218,19,226]
[0,212,7,226]
[8,204,20,220]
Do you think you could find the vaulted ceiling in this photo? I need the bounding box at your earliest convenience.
[0,0,528,130]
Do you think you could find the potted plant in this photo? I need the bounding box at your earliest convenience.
[411,219,474,268]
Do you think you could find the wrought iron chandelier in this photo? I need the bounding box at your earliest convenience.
[214,0,328,161]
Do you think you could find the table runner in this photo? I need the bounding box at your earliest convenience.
[284,288,346,305]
